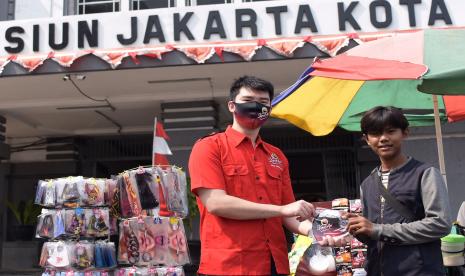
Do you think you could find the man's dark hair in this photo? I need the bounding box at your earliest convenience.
[361,106,409,135]
[229,76,274,102]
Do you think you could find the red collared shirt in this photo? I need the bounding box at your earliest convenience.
[189,126,295,275]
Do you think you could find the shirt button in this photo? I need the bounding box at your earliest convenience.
[255,176,260,180]
[258,196,263,200]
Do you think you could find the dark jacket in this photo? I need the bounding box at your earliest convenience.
[361,158,451,276]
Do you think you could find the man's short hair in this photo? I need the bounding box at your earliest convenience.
[229,76,274,102]
[361,106,409,135]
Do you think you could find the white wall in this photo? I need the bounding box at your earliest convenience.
[404,122,465,221]
[15,0,63,20]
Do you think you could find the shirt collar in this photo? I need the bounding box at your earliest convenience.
[225,125,265,149]
[376,156,412,175]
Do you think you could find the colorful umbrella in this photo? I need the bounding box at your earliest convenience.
[271,28,465,183]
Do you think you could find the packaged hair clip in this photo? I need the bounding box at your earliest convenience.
[35,180,57,207]
[60,177,83,208]
[85,208,110,238]
[40,241,72,269]
[167,217,190,266]
[71,241,94,270]
[118,219,135,264]
[159,266,186,276]
[153,167,170,207]
[81,178,105,207]
[134,216,158,266]
[94,241,117,269]
[132,168,159,210]
[105,178,120,213]
[117,175,131,218]
[172,168,189,218]
[121,172,142,217]
[147,216,170,265]
[36,209,65,240]
[125,220,140,266]
[53,210,66,239]
[160,167,188,218]
[36,209,56,239]
[65,208,85,238]
[106,178,120,235]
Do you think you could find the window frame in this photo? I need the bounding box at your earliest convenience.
[76,0,121,15]
[130,0,176,10]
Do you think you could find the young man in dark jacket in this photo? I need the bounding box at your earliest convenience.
[324,106,451,275]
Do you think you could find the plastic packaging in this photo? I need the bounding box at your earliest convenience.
[305,244,336,275]
[312,208,349,242]
[40,241,71,268]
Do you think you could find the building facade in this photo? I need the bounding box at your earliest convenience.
[0,0,465,273]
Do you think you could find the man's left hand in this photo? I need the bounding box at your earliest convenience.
[346,213,373,237]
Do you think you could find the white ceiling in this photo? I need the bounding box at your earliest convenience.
[0,58,312,140]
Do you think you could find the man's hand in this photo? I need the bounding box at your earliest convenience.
[346,213,374,237]
[280,200,315,221]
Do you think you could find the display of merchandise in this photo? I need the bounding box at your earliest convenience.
[41,270,112,276]
[325,198,368,276]
[36,164,189,276]
[118,166,188,219]
[35,177,111,208]
[348,199,367,276]
[118,216,190,267]
[116,266,185,276]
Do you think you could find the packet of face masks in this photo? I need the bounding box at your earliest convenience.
[311,208,349,242]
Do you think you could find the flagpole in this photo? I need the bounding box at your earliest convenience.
[433,95,447,187]
[152,117,157,166]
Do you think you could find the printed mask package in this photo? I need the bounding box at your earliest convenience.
[312,208,349,242]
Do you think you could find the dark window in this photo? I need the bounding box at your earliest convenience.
[186,0,274,6]
[76,0,121,14]
[196,0,233,5]
[131,0,175,10]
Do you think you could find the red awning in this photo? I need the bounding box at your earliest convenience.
[0,30,419,75]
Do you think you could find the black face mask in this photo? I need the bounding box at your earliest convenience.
[233,101,271,129]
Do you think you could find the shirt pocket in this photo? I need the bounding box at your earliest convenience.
[266,165,283,204]
[223,164,248,197]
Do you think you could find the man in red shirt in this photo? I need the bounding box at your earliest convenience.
[189,76,315,275]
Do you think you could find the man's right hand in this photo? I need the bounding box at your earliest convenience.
[280,200,315,221]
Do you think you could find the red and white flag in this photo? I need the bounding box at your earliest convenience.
[152,117,172,166]
[152,118,173,217]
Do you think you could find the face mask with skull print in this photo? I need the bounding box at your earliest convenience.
[233,101,271,129]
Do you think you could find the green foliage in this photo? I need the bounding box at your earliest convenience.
[5,199,41,225]
[183,177,199,232]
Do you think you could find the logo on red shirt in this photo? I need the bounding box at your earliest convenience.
[269,153,283,169]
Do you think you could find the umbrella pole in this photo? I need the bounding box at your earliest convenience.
[433,95,448,187]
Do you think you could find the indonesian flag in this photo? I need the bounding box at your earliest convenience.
[152,117,173,217]
[152,117,172,166]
